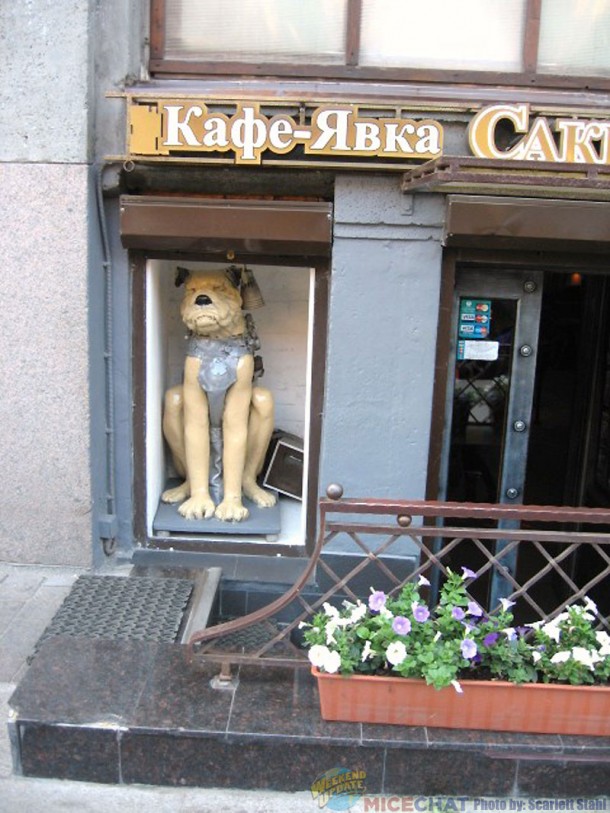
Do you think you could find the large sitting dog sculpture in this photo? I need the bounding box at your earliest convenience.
[161,267,277,522]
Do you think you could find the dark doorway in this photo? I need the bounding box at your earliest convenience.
[438,266,610,613]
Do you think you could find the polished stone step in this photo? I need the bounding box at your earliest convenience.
[7,635,610,797]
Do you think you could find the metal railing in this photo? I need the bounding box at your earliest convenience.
[188,487,610,673]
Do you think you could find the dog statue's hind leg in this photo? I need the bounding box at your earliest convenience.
[243,386,277,508]
[161,385,190,504]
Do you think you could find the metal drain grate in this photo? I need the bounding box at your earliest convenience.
[210,619,282,650]
[194,617,299,661]
[35,575,194,649]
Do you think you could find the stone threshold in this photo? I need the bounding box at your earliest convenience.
[7,636,610,796]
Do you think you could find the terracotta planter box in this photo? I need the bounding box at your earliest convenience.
[313,668,610,736]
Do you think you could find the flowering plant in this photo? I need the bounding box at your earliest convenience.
[302,568,610,692]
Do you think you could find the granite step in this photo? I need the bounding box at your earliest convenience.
[7,634,610,797]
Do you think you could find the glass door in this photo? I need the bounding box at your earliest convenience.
[438,268,543,605]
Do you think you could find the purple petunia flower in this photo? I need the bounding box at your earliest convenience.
[412,604,430,622]
[451,607,466,621]
[483,632,499,647]
[463,622,476,634]
[467,601,484,617]
[461,638,478,659]
[392,616,412,636]
[461,567,477,580]
[368,590,387,612]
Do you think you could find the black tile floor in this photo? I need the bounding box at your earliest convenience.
[7,635,610,796]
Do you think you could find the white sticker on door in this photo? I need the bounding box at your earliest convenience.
[458,340,499,361]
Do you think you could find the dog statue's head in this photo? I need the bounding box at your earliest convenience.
[177,268,246,338]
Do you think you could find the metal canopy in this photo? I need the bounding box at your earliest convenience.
[402,157,610,202]
[120,196,333,257]
[443,194,610,253]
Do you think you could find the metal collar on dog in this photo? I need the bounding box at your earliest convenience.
[187,336,251,397]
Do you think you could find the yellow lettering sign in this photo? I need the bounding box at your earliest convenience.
[127,99,443,168]
[469,103,610,164]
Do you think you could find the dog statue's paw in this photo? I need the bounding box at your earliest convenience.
[243,480,277,508]
[161,482,190,504]
[178,493,216,520]
[215,497,250,522]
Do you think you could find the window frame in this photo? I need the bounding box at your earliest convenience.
[149,0,610,90]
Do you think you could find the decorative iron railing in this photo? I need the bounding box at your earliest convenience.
[188,486,610,676]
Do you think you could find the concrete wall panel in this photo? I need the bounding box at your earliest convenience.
[0,1,91,163]
[320,177,444,501]
[0,164,91,565]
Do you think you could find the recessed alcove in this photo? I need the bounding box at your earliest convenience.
[143,259,317,550]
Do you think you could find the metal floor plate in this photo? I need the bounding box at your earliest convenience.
[35,575,194,650]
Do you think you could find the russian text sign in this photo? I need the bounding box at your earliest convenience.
[470,103,610,164]
[128,99,443,168]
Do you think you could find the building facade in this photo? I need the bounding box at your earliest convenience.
[2,2,610,609]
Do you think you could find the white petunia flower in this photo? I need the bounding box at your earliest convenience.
[361,640,373,662]
[386,641,407,666]
[349,602,367,624]
[583,596,598,615]
[595,631,610,657]
[379,606,395,620]
[308,644,331,668]
[572,647,601,669]
[550,651,570,664]
[451,680,463,694]
[418,574,431,587]
[499,598,516,612]
[541,622,561,643]
[323,602,340,618]
[322,649,342,674]
[326,619,339,646]
[531,651,542,664]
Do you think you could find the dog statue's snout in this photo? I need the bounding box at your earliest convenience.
[195,294,212,306]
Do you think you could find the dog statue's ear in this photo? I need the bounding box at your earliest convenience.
[175,267,191,287]
[224,265,242,290]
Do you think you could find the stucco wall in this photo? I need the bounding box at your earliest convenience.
[0,0,93,564]
[320,175,444,501]
[0,1,91,164]
[0,164,92,564]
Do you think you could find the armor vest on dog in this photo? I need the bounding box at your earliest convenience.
[186,335,253,503]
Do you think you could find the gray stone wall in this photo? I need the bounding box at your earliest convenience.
[0,1,92,564]
[0,0,148,565]
[0,164,91,565]
[0,2,91,163]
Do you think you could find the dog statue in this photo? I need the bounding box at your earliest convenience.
[161,267,277,521]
